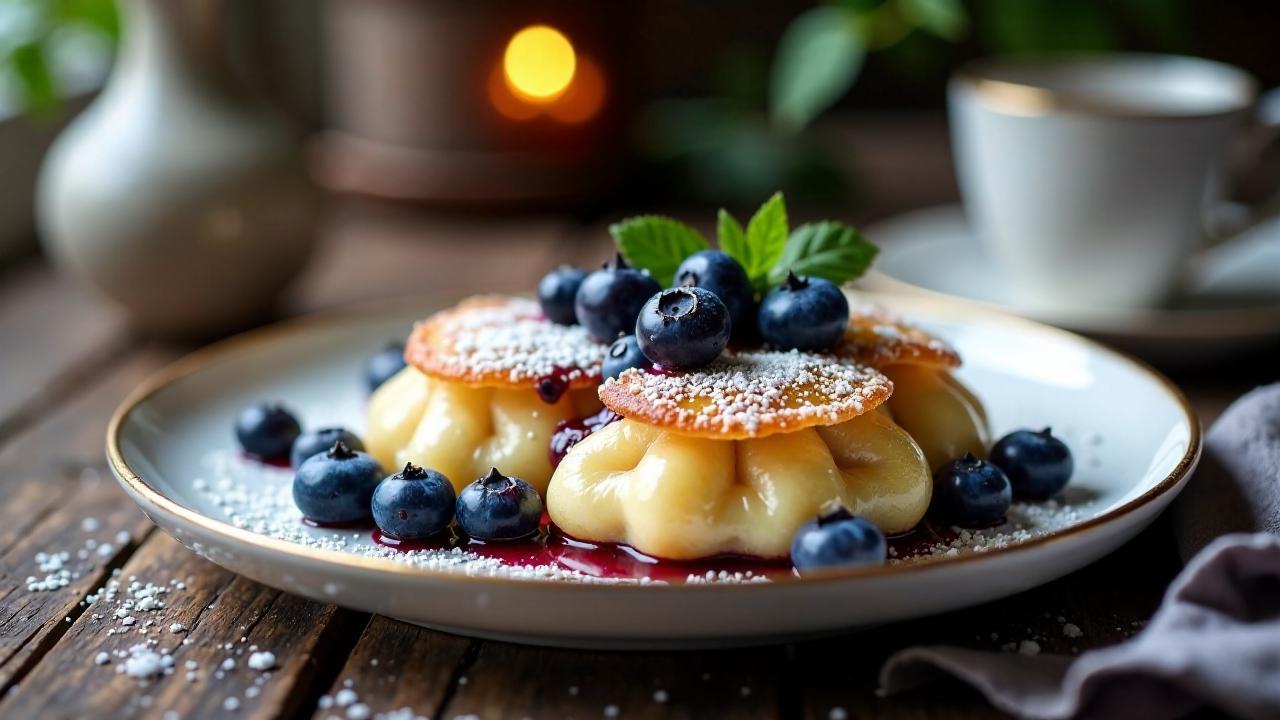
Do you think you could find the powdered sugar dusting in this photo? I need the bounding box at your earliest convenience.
[408,296,607,388]
[839,297,961,369]
[601,350,891,438]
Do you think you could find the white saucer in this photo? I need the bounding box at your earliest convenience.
[107,294,1198,648]
[861,204,1280,361]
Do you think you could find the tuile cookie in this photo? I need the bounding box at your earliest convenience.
[407,295,607,390]
[836,298,962,369]
[599,351,893,440]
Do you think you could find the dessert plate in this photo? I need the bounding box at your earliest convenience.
[107,294,1199,649]
[860,204,1280,362]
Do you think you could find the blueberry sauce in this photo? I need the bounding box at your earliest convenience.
[239,452,292,469]
[548,407,621,468]
[534,365,573,404]
[301,516,373,530]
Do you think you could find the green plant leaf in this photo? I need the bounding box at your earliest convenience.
[900,0,969,40]
[769,5,865,131]
[716,209,747,262]
[768,221,879,287]
[742,192,789,292]
[609,215,710,286]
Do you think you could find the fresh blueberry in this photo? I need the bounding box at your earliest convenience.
[235,403,302,462]
[790,507,887,571]
[538,266,588,326]
[371,463,457,540]
[989,428,1074,500]
[574,253,662,342]
[757,272,850,352]
[292,441,385,524]
[366,343,406,392]
[635,287,731,370]
[455,468,544,541]
[290,427,364,468]
[601,334,651,381]
[931,453,1012,528]
[675,250,756,342]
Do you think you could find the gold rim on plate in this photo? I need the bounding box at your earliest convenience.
[106,293,1201,590]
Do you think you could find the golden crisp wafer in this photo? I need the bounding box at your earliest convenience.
[836,299,961,369]
[599,351,893,440]
[407,295,607,390]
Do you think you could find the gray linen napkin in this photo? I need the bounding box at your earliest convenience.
[879,383,1280,720]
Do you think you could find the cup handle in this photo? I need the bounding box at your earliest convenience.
[1204,86,1280,245]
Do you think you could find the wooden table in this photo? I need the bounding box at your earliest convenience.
[1,117,1273,719]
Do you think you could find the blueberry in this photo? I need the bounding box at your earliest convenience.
[372,463,457,540]
[574,253,662,342]
[757,272,850,352]
[675,250,756,342]
[931,453,1012,528]
[989,428,1074,500]
[366,343,406,392]
[635,287,731,370]
[290,427,364,468]
[235,403,302,462]
[790,507,887,571]
[456,468,544,541]
[292,442,385,524]
[601,334,651,381]
[538,266,588,326]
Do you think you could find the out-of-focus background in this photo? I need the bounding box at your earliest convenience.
[3,0,1280,358]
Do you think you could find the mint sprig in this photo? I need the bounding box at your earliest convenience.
[608,215,709,287]
[611,192,878,295]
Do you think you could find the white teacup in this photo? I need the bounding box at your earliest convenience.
[949,54,1274,312]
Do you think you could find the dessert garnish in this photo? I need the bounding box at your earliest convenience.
[635,287,731,370]
[838,299,961,369]
[235,402,301,463]
[537,265,588,326]
[572,252,662,342]
[601,334,650,381]
[292,441,385,525]
[365,342,407,392]
[289,426,364,469]
[371,462,456,541]
[674,249,756,342]
[790,506,888,571]
[990,428,1075,500]
[456,468,544,541]
[758,271,850,352]
[931,453,1013,528]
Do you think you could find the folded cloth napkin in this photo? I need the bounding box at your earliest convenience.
[879,383,1280,720]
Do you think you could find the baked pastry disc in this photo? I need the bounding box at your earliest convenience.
[600,351,893,440]
[837,298,962,369]
[407,295,607,389]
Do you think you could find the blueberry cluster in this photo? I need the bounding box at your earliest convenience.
[538,249,853,375]
[235,402,364,468]
[787,428,1074,571]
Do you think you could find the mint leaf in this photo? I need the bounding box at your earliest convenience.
[610,215,710,286]
[767,221,878,287]
[740,192,789,293]
[716,209,747,262]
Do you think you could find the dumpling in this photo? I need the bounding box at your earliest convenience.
[366,366,599,493]
[839,299,989,470]
[364,296,607,493]
[546,351,932,560]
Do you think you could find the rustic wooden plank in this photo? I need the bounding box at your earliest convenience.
[0,532,364,719]
[0,476,152,690]
[0,346,180,556]
[794,520,1180,719]
[309,616,472,720]
[0,260,131,439]
[441,642,784,720]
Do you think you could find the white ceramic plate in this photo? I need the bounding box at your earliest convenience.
[861,204,1280,362]
[108,294,1199,649]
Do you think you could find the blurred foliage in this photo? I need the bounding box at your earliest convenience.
[642,0,1192,206]
[0,0,118,116]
